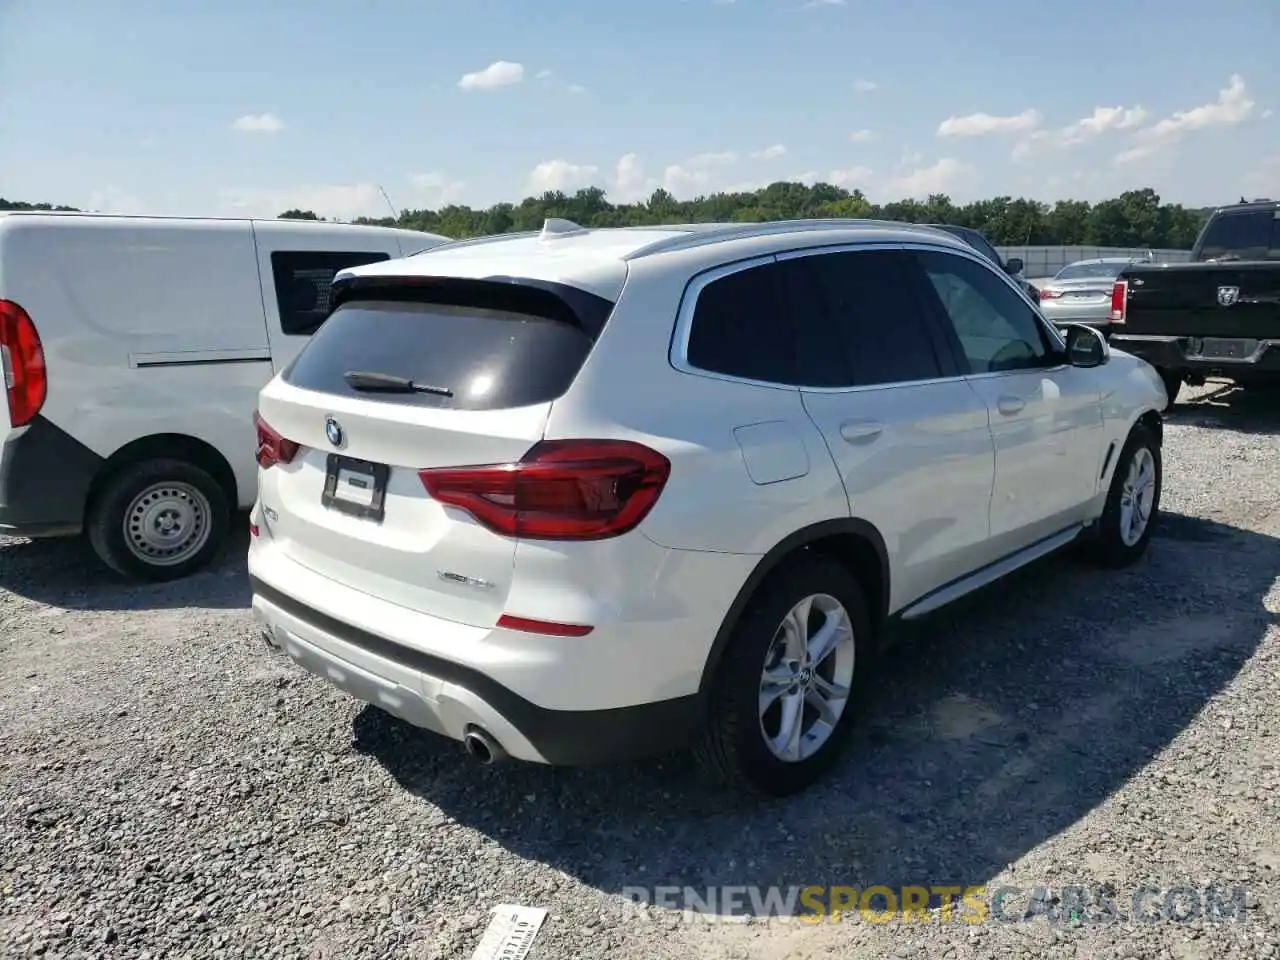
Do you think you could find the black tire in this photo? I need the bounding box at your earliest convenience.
[1157,368,1182,410]
[86,458,232,582]
[695,554,873,797]
[1083,423,1162,569]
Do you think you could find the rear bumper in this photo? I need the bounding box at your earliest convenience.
[0,416,104,537]
[251,576,703,765]
[1109,334,1280,377]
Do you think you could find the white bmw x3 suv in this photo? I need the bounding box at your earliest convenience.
[248,217,1167,796]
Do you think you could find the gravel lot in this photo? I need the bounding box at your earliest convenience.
[2,382,1277,960]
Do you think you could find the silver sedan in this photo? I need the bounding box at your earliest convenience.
[1038,257,1149,328]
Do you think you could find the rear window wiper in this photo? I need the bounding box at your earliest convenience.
[343,370,454,397]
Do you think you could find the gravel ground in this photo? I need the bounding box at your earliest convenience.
[2,381,1278,960]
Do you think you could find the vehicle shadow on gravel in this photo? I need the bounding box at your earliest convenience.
[1167,381,1280,435]
[353,511,1277,917]
[0,520,251,611]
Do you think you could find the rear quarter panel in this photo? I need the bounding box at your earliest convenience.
[542,249,848,558]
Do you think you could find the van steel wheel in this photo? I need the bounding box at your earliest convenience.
[697,554,871,797]
[122,482,213,566]
[87,458,232,583]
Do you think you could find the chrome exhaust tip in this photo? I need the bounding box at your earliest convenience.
[462,727,507,765]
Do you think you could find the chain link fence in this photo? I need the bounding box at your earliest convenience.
[997,245,1192,285]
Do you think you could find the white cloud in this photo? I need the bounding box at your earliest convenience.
[662,151,740,196]
[1012,104,1148,159]
[848,129,877,142]
[528,159,600,193]
[1139,74,1254,144]
[937,108,1041,138]
[1110,75,1256,167]
[231,113,282,134]
[802,0,846,7]
[408,172,467,206]
[458,61,525,91]
[828,167,874,188]
[853,79,878,93]
[613,153,653,202]
[751,144,788,160]
[535,69,554,80]
[567,84,587,95]
[1263,108,1274,119]
[219,184,388,221]
[790,171,819,184]
[885,157,973,198]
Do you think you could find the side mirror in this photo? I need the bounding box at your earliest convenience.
[1005,256,1024,274]
[1064,323,1109,368]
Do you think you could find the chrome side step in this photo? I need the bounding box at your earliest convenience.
[897,525,1085,622]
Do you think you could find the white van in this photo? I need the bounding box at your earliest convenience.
[0,212,449,581]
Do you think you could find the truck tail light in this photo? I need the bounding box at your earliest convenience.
[254,411,300,469]
[419,439,671,541]
[1109,281,1128,323]
[0,299,47,428]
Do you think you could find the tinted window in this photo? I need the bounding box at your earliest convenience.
[1053,260,1128,281]
[794,250,947,386]
[686,262,795,384]
[283,298,596,410]
[1195,211,1280,262]
[916,250,1055,374]
[271,251,393,335]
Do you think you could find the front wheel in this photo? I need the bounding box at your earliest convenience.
[1083,424,1162,568]
[86,458,231,582]
[695,555,872,797]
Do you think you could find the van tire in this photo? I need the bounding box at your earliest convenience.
[694,555,872,797]
[87,458,231,582]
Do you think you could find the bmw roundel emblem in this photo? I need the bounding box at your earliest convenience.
[324,417,343,447]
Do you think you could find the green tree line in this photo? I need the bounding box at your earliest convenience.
[344,184,1215,249]
[4,186,1218,248]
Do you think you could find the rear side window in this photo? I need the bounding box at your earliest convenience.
[686,262,795,384]
[1194,211,1280,261]
[792,250,948,386]
[270,251,393,336]
[283,297,597,411]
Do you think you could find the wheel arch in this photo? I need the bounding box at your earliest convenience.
[696,517,891,697]
[85,433,239,524]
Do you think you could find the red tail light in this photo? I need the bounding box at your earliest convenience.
[0,299,47,428]
[419,439,671,541]
[1109,281,1128,323]
[1039,288,1063,300]
[254,411,300,469]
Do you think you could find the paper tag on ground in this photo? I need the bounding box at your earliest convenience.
[469,904,548,960]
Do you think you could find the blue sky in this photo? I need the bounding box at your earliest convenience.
[2,0,1277,219]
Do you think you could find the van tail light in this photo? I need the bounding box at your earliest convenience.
[0,299,47,428]
[1109,281,1128,323]
[419,439,671,541]
[1039,288,1063,300]
[254,411,300,469]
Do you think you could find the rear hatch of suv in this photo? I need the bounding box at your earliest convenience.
[254,273,622,628]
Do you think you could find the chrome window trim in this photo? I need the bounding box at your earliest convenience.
[669,237,1070,393]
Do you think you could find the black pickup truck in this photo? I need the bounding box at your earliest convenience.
[1108,198,1280,406]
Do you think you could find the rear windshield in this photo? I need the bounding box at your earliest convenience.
[283,299,597,410]
[1054,261,1127,281]
[1194,210,1280,262]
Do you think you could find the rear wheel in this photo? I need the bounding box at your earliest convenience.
[696,555,872,796]
[87,458,231,582]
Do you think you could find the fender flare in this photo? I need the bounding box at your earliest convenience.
[695,517,890,697]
